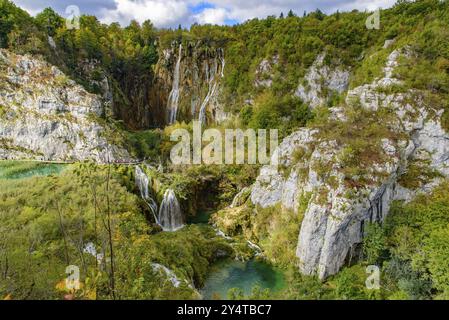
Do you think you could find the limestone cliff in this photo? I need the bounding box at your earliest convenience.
[249,48,449,278]
[149,41,227,126]
[295,53,350,109]
[0,49,130,162]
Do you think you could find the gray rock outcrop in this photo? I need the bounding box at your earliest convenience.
[0,49,130,162]
[295,53,350,108]
[254,55,279,88]
[250,48,449,278]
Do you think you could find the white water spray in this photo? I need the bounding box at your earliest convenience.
[135,166,159,224]
[219,48,225,78]
[198,50,225,124]
[198,82,219,124]
[158,189,184,232]
[167,44,182,124]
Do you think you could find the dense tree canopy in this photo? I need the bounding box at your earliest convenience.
[1,0,449,300]
[1,0,448,132]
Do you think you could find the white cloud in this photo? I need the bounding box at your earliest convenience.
[11,2,42,16]
[193,7,228,25]
[99,0,190,27]
[316,0,396,12]
[206,0,397,22]
[11,0,398,28]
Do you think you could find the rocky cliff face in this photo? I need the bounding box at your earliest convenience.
[254,55,279,88]
[250,48,449,278]
[295,53,350,109]
[0,49,130,162]
[150,42,227,126]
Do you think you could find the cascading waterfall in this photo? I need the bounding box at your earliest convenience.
[198,50,225,124]
[158,189,184,232]
[198,82,219,124]
[135,166,159,224]
[191,67,200,117]
[219,48,225,78]
[167,44,182,124]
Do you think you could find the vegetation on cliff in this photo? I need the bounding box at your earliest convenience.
[0,163,235,299]
[2,0,448,134]
[1,0,449,300]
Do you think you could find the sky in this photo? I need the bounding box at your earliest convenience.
[11,0,397,28]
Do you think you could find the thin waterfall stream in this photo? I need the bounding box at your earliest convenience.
[135,165,159,224]
[198,50,225,124]
[167,44,182,124]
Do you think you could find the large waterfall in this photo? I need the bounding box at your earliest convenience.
[199,51,225,124]
[167,44,182,124]
[158,189,184,232]
[135,167,184,232]
[135,166,159,224]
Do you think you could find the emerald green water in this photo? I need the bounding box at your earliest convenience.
[201,259,285,300]
[188,210,213,224]
[0,161,65,179]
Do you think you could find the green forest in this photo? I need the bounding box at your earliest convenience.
[1,0,449,300]
[2,0,448,132]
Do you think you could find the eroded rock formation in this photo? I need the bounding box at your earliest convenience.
[0,49,129,162]
[250,48,449,278]
[150,42,227,126]
[295,53,350,109]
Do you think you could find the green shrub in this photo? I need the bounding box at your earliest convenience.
[362,223,387,265]
[383,182,449,299]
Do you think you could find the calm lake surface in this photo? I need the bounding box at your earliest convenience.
[201,258,285,300]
